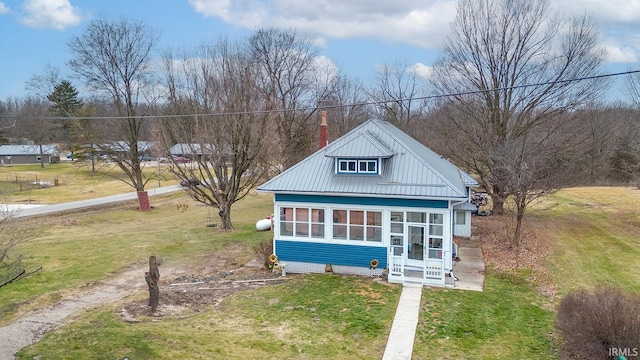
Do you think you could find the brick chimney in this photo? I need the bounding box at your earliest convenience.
[319,110,328,149]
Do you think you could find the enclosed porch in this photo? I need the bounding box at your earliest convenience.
[387,246,484,290]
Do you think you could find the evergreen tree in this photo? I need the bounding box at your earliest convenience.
[47,80,83,117]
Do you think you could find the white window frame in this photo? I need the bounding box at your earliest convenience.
[336,158,379,175]
[338,159,358,173]
[278,206,325,239]
[332,208,382,242]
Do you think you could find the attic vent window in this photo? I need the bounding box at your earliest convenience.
[337,159,379,175]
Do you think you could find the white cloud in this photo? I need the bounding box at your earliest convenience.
[20,0,82,30]
[188,0,640,67]
[189,0,457,49]
[550,0,640,25]
[0,2,9,14]
[411,62,433,81]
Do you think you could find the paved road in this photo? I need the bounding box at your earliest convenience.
[11,185,183,218]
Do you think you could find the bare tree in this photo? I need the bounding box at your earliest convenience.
[369,62,429,130]
[0,206,41,288]
[249,28,331,169]
[25,63,61,100]
[619,71,640,185]
[430,0,608,219]
[493,114,587,247]
[318,74,371,140]
[162,39,272,230]
[17,97,55,168]
[68,16,159,209]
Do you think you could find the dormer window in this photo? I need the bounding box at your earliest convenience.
[337,158,379,175]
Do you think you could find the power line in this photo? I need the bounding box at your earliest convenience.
[1,69,639,121]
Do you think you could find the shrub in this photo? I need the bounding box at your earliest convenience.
[556,287,640,360]
[253,239,274,269]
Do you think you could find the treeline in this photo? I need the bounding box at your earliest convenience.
[0,0,639,236]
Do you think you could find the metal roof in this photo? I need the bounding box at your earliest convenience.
[453,202,478,211]
[0,144,59,156]
[324,131,394,158]
[258,119,478,200]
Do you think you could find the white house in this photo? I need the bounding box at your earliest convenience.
[257,119,478,287]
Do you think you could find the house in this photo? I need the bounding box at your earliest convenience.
[0,144,60,165]
[257,118,478,287]
[169,143,233,162]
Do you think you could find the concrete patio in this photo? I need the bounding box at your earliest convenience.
[453,247,485,292]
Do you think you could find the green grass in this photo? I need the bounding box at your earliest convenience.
[534,187,640,294]
[0,162,179,204]
[413,272,556,359]
[17,275,401,359]
[5,184,640,359]
[0,191,274,325]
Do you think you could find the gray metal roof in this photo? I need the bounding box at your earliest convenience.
[0,144,59,156]
[258,119,478,199]
[453,202,478,211]
[324,131,394,158]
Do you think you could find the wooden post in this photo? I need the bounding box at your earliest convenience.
[145,255,160,311]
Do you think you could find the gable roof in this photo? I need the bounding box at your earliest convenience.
[258,119,478,199]
[324,131,394,158]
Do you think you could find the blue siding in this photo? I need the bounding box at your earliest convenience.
[275,193,448,209]
[275,240,387,269]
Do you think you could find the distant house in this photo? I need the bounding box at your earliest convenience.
[169,143,232,162]
[258,119,478,287]
[103,141,152,157]
[0,144,60,165]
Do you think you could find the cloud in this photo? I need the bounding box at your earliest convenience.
[188,0,640,67]
[0,2,9,14]
[550,0,640,25]
[411,63,433,81]
[20,0,82,30]
[188,0,457,49]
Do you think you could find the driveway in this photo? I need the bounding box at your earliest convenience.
[5,185,182,218]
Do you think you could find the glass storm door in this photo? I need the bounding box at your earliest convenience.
[407,225,425,266]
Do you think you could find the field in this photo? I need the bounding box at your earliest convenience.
[1,163,639,359]
[0,161,179,204]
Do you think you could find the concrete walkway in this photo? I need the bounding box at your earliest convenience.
[382,285,423,360]
[382,247,485,359]
[453,247,485,292]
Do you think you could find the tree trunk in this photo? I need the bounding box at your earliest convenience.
[219,202,233,231]
[38,144,45,169]
[145,255,160,311]
[137,191,150,211]
[492,197,505,215]
[512,204,526,249]
[490,180,508,215]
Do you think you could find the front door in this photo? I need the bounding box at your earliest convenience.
[407,225,425,267]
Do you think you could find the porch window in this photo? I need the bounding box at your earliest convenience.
[332,209,382,242]
[455,211,466,225]
[280,207,325,238]
[428,213,444,259]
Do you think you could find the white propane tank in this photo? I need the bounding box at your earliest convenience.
[256,216,272,231]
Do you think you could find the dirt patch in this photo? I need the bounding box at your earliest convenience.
[120,267,286,321]
[472,214,556,298]
[0,242,286,358]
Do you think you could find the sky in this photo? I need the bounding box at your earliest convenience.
[0,0,639,102]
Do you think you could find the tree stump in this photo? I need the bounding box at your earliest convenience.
[145,255,160,311]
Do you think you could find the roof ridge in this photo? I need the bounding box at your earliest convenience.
[371,121,467,197]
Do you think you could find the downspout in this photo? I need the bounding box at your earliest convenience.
[448,199,468,279]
